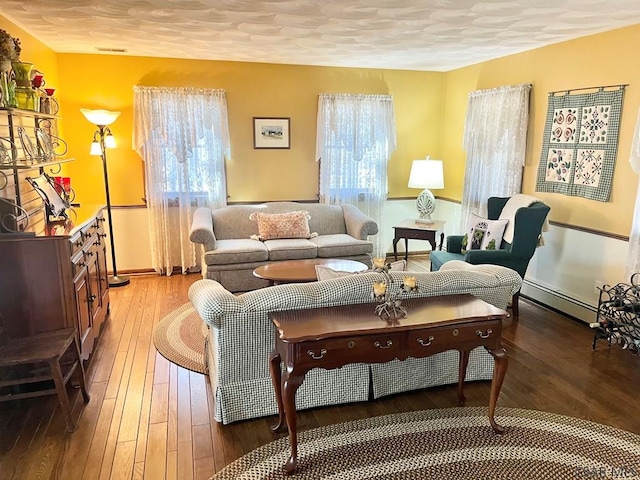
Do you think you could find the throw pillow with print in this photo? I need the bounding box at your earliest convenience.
[461,214,508,254]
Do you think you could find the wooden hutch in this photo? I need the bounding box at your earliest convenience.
[0,107,110,360]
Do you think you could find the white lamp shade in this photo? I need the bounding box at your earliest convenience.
[408,159,444,189]
[104,132,117,149]
[81,108,121,126]
[89,141,102,156]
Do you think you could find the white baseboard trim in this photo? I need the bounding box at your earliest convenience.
[522,279,598,324]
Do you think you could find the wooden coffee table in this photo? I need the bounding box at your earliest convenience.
[269,294,509,474]
[253,258,368,285]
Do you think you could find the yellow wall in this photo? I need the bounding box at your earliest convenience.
[56,54,444,206]
[0,18,58,89]
[4,14,639,237]
[442,24,640,236]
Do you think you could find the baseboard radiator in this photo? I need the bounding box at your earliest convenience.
[522,278,598,324]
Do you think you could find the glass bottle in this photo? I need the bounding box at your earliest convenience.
[0,70,9,107]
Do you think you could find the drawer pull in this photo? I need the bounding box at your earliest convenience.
[307,349,327,360]
[452,329,459,336]
[417,336,434,347]
[374,340,393,349]
[476,329,493,339]
[347,341,355,349]
[75,240,83,247]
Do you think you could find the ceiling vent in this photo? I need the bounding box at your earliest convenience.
[96,47,127,53]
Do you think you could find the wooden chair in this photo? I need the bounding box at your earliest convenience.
[0,324,90,432]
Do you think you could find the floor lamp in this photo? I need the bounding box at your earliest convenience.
[81,108,130,287]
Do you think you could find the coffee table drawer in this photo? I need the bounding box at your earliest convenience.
[406,320,502,354]
[295,333,404,368]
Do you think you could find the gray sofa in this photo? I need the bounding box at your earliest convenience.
[188,260,522,424]
[189,202,378,291]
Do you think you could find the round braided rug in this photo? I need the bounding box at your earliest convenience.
[153,303,208,374]
[211,407,640,480]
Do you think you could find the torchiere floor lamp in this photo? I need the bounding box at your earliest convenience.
[81,108,130,287]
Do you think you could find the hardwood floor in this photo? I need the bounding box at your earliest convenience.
[1,257,639,479]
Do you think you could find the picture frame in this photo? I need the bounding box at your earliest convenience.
[253,117,290,149]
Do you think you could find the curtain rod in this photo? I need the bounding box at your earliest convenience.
[549,84,628,95]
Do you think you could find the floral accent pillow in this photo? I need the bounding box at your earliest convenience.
[249,210,317,241]
[461,214,508,254]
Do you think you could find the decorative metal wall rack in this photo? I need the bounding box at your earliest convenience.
[591,273,640,355]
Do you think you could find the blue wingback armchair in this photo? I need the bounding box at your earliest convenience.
[430,196,550,317]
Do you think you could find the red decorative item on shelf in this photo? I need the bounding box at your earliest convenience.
[53,176,70,193]
[32,73,44,88]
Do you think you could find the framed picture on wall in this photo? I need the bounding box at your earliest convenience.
[253,117,290,149]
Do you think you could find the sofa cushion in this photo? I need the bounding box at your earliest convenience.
[249,210,317,240]
[204,239,268,265]
[264,238,317,261]
[429,250,464,272]
[310,234,374,257]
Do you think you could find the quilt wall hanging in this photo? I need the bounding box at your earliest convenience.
[535,85,626,202]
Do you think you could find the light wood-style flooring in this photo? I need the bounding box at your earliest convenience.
[1,256,639,479]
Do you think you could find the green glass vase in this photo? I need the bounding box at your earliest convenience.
[11,62,37,110]
[11,61,33,88]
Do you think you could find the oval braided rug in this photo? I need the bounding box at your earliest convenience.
[153,303,208,374]
[211,407,640,480]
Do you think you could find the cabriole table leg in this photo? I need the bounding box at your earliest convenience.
[283,373,305,475]
[486,344,508,434]
[458,349,470,405]
[269,349,286,433]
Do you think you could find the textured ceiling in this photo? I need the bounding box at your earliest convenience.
[1,0,640,71]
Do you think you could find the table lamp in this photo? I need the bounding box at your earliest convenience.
[408,157,444,224]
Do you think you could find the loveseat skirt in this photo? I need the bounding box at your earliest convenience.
[370,347,493,398]
[213,365,370,425]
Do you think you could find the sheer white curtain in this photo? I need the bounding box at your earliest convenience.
[461,83,532,227]
[626,108,640,279]
[316,93,396,256]
[133,86,230,275]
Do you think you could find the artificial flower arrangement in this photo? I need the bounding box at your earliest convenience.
[0,29,21,72]
[370,257,418,321]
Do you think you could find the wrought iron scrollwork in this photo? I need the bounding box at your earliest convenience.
[0,196,29,232]
[591,274,640,355]
[0,136,15,165]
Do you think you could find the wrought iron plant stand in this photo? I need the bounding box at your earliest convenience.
[371,259,418,322]
[590,273,640,355]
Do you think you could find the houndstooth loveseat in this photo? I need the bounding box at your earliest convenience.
[188,260,522,424]
[189,202,378,292]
